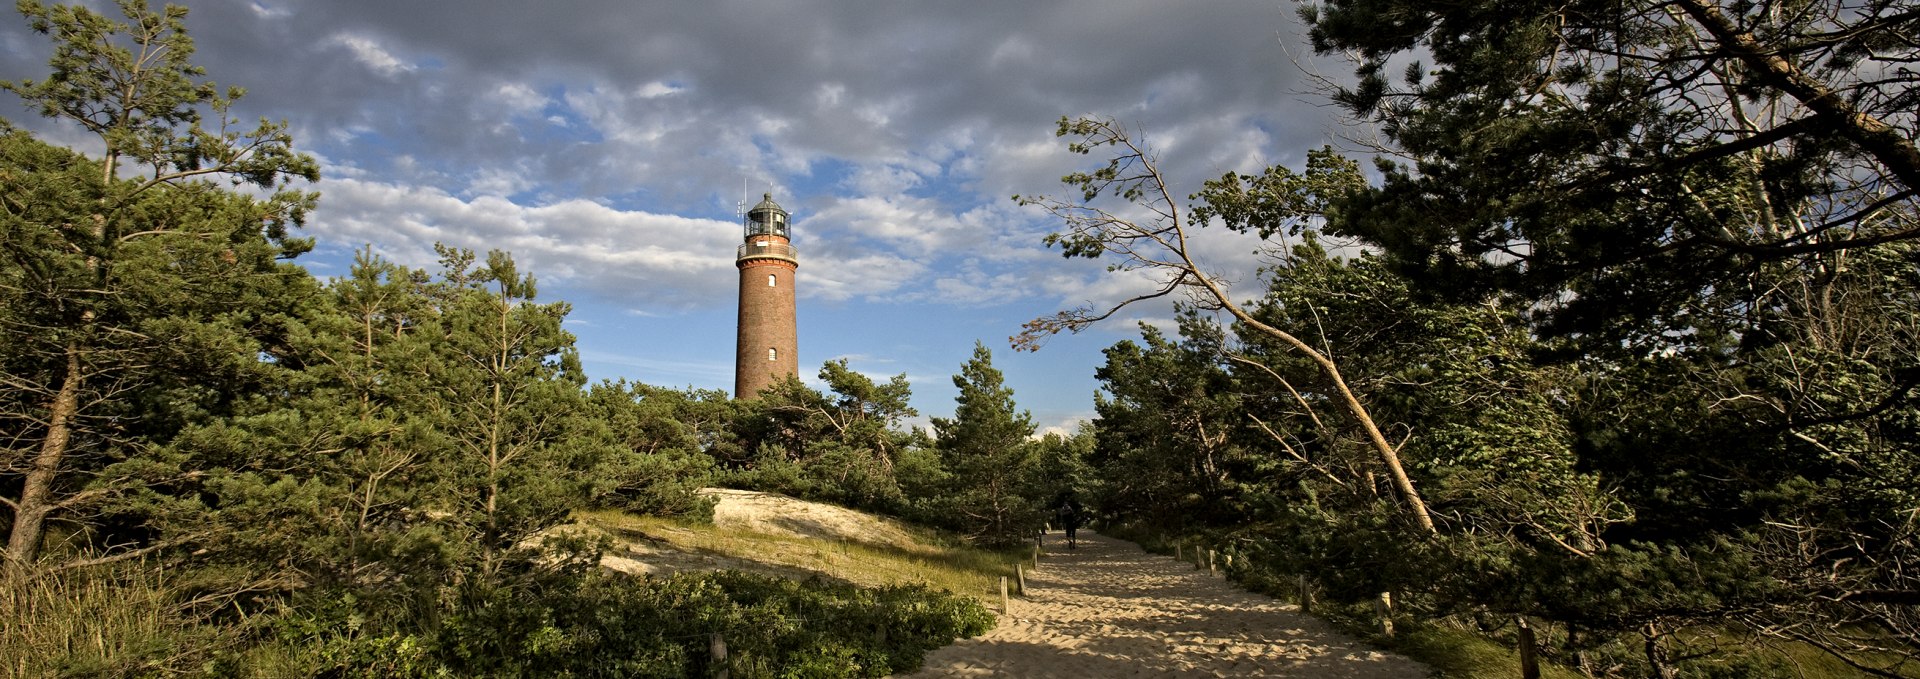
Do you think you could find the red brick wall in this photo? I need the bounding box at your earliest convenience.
[735,240,798,398]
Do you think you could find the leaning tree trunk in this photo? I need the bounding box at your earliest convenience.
[6,346,83,568]
[1643,622,1676,679]
[1209,286,1438,534]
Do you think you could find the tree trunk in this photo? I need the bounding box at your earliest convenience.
[1642,622,1676,679]
[1232,311,1438,533]
[1024,117,1439,534]
[481,289,509,577]
[1674,0,1920,192]
[1518,616,1541,679]
[6,345,83,567]
[1162,128,1437,534]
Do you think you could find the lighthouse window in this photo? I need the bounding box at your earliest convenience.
[768,274,777,287]
[768,348,777,361]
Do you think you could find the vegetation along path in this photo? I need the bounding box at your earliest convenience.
[898,531,1428,678]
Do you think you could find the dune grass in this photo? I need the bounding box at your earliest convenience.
[1675,626,1920,678]
[576,508,1031,601]
[1383,622,1586,679]
[0,564,227,679]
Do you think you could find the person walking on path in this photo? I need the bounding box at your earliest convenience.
[1053,492,1085,550]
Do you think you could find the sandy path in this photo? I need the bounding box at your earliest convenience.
[897,531,1429,678]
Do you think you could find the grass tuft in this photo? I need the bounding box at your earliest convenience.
[577,508,1030,601]
[0,564,222,679]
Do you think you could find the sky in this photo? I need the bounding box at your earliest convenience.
[0,0,1356,434]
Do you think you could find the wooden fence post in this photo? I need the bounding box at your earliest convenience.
[1206,549,1217,576]
[1375,592,1395,637]
[1016,563,1027,595]
[1297,575,1312,612]
[1000,576,1010,614]
[1518,617,1540,679]
[709,632,729,679]
[1175,544,1183,561]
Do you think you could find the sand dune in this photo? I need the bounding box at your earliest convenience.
[702,488,936,553]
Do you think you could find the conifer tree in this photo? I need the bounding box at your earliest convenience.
[930,342,1038,546]
[0,0,317,568]
[425,246,601,578]
[583,381,720,517]
[1299,0,1920,341]
[168,249,442,589]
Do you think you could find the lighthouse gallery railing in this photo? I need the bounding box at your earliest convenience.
[737,242,798,263]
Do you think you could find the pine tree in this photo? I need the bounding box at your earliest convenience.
[422,247,604,579]
[0,0,316,567]
[929,342,1038,546]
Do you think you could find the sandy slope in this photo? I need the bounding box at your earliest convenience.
[702,488,935,553]
[896,531,1429,678]
[596,488,945,580]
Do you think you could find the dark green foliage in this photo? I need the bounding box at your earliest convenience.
[1064,143,1920,674]
[1008,2,1920,670]
[152,246,628,592]
[1298,0,1920,347]
[132,243,954,674]
[278,570,993,679]
[1090,311,1248,527]
[0,3,1000,676]
[583,381,729,519]
[0,0,317,567]
[1084,235,1920,668]
[1188,146,1364,241]
[1021,428,1094,517]
[925,342,1046,547]
[717,361,923,516]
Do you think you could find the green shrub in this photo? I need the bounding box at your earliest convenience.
[272,570,991,678]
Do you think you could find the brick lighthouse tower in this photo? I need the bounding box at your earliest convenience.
[734,193,799,398]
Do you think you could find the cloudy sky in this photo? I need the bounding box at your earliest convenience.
[0,0,1354,433]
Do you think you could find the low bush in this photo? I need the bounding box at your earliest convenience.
[282,570,993,678]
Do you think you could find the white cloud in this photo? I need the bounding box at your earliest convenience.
[813,82,846,109]
[988,36,1037,69]
[463,166,535,198]
[806,196,965,256]
[490,82,549,116]
[249,2,290,19]
[1034,415,1092,440]
[6,0,1348,422]
[803,252,927,302]
[844,165,925,195]
[326,33,415,78]
[308,178,741,309]
[635,80,684,99]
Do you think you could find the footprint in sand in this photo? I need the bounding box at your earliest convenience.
[895,531,1429,678]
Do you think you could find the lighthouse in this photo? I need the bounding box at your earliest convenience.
[734,193,799,398]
